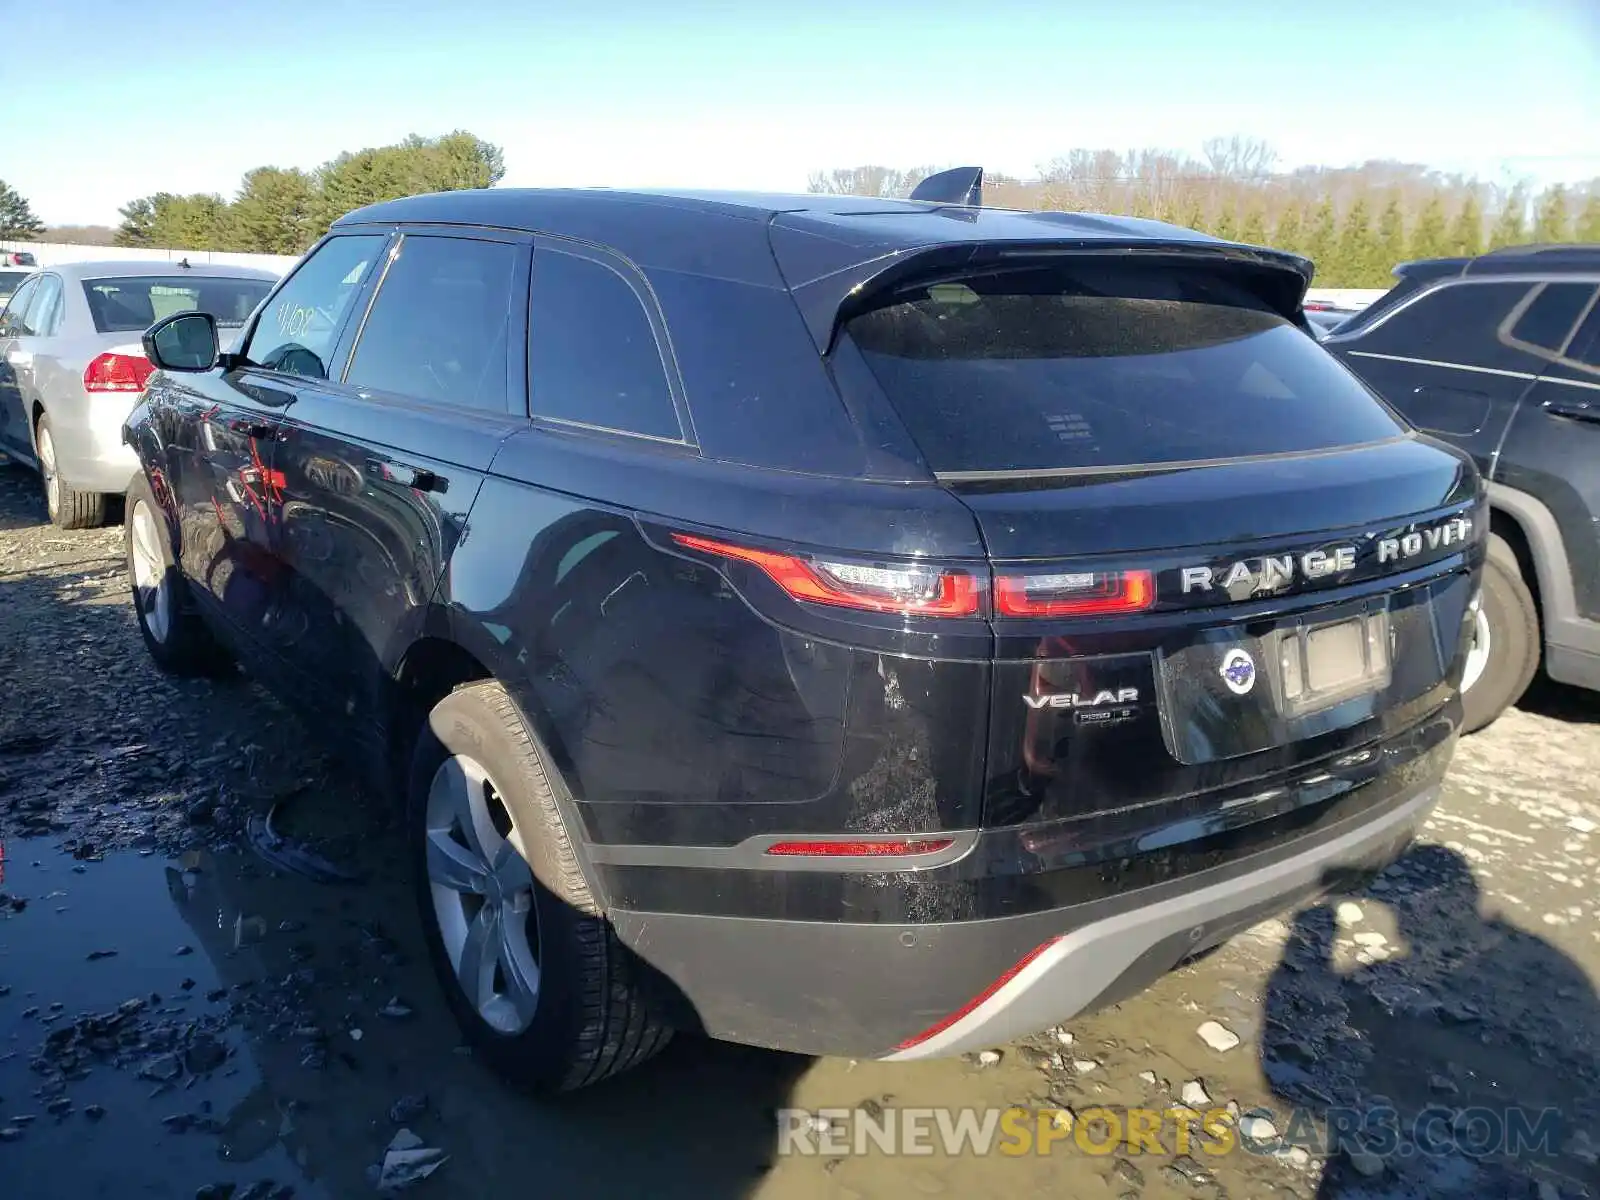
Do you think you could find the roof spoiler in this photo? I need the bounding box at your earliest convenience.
[768,234,1314,354]
[910,167,983,207]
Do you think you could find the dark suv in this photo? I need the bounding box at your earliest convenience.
[123,177,1483,1091]
[1324,245,1600,731]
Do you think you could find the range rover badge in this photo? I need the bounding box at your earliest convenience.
[1220,648,1257,695]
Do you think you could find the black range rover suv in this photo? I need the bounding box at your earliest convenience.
[122,172,1484,1090]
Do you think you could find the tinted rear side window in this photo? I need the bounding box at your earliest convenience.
[1354,280,1533,374]
[846,265,1405,474]
[528,246,681,441]
[83,276,274,333]
[1503,282,1596,354]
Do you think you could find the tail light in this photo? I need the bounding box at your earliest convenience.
[672,532,1155,621]
[671,533,982,617]
[84,352,155,394]
[995,569,1154,617]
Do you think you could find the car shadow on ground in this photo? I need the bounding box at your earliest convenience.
[1518,676,1600,726]
[1262,844,1600,1199]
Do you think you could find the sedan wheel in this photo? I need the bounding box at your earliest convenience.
[34,413,106,529]
[37,423,59,519]
[129,499,172,645]
[425,753,542,1035]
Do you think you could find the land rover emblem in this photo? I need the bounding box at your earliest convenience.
[1220,648,1257,695]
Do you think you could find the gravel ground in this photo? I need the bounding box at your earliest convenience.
[1,462,1597,1200]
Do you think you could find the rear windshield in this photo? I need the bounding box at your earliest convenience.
[82,276,274,334]
[0,270,27,299]
[845,264,1405,474]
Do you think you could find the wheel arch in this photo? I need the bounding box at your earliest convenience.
[1486,482,1579,637]
[384,634,588,817]
[383,630,608,907]
[28,397,48,463]
[1489,506,1541,615]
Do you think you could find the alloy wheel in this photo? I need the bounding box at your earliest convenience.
[425,754,541,1035]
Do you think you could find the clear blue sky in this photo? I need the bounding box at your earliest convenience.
[7,0,1597,226]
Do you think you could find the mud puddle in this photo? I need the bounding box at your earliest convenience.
[0,835,815,1198]
[0,842,316,1197]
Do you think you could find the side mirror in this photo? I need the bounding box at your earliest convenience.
[143,311,219,372]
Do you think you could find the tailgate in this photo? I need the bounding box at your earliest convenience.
[831,252,1486,832]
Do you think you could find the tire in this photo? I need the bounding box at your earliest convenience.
[35,412,106,530]
[408,680,671,1092]
[124,471,234,677]
[1461,533,1540,734]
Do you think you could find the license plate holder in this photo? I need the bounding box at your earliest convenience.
[1276,611,1392,716]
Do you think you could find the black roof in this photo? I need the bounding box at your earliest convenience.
[335,185,1224,246]
[1400,243,1600,281]
[334,187,1315,350]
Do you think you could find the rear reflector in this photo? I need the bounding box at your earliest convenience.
[84,351,155,394]
[894,937,1065,1051]
[765,838,954,857]
[671,533,981,617]
[995,569,1154,617]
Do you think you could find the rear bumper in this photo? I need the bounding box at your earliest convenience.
[47,396,140,495]
[610,779,1440,1059]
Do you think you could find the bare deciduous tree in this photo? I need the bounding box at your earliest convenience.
[1201,136,1278,180]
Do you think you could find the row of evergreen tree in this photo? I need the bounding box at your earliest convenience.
[1168,187,1597,287]
[812,141,1599,288]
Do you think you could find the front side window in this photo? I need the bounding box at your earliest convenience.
[847,264,1406,474]
[528,246,681,440]
[83,275,274,335]
[0,275,39,336]
[0,270,29,304]
[345,234,519,412]
[244,235,386,379]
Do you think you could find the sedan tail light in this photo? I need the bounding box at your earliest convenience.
[84,352,155,394]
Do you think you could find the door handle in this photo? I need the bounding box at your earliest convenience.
[1545,398,1599,425]
[366,457,445,493]
[229,418,275,439]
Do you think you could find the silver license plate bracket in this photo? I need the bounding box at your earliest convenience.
[1276,611,1392,715]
